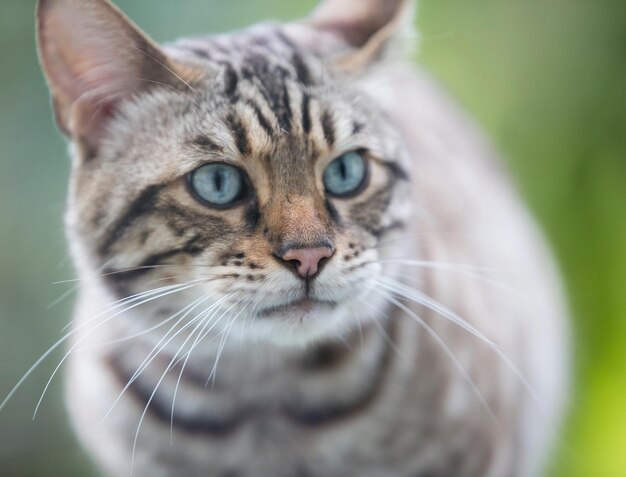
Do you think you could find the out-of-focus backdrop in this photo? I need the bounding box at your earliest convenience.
[1,1,624,475]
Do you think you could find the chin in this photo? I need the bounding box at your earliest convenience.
[232,293,387,348]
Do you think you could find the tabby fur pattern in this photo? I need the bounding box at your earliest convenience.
[35,0,568,476]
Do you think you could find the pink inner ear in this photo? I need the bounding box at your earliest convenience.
[46,13,139,104]
[72,57,130,98]
[38,1,162,149]
[49,37,140,147]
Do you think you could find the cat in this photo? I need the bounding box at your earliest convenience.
[32,0,569,475]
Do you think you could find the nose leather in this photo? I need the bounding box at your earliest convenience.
[282,247,334,278]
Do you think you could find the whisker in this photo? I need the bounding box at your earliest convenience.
[132,47,197,94]
[375,230,495,248]
[206,303,249,387]
[377,259,558,316]
[81,295,213,350]
[379,291,499,425]
[377,277,499,349]
[48,259,115,308]
[168,295,239,442]
[31,283,200,419]
[130,303,214,473]
[0,328,76,413]
[46,285,77,310]
[130,77,202,109]
[60,281,200,334]
[191,299,242,352]
[378,277,547,420]
[0,282,193,414]
[100,293,229,422]
[376,258,497,274]
[53,266,199,285]
[358,295,404,357]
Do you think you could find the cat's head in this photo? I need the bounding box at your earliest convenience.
[38,0,415,345]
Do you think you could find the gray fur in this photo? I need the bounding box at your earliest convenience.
[36,1,568,476]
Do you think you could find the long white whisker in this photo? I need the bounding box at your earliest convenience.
[100,293,226,422]
[191,299,242,351]
[381,292,499,424]
[378,259,557,316]
[130,303,213,474]
[377,259,497,274]
[206,303,248,387]
[31,283,199,419]
[48,259,115,307]
[46,285,77,310]
[83,295,213,350]
[0,330,74,413]
[133,47,197,94]
[378,277,500,350]
[1,283,193,414]
[61,282,200,334]
[169,294,238,442]
[379,277,546,419]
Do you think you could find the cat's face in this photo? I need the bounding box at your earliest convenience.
[40,0,412,344]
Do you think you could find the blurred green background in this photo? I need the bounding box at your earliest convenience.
[0,0,624,475]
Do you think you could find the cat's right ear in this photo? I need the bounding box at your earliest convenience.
[37,0,197,157]
[308,0,416,71]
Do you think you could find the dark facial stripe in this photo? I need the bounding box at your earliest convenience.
[222,63,239,100]
[352,121,365,135]
[325,198,341,224]
[190,135,224,153]
[350,186,393,235]
[98,183,165,257]
[301,93,312,135]
[350,164,407,236]
[107,355,244,437]
[274,29,298,51]
[279,78,293,132]
[282,319,396,426]
[372,220,406,239]
[101,235,204,297]
[239,54,294,133]
[244,203,261,231]
[321,110,336,147]
[247,100,274,137]
[188,47,212,60]
[381,160,410,181]
[292,52,313,86]
[160,201,231,237]
[227,114,250,156]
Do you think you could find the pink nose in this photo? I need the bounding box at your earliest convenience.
[281,247,334,278]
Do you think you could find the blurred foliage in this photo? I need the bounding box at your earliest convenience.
[0,1,624,476]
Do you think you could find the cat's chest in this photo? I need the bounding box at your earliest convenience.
[71,310,516,477]
[110,321,391,434]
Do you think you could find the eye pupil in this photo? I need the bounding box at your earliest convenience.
[323,151,367,198]
[339,160,347,181]
[189,163,247,207]
[214,171,224,192]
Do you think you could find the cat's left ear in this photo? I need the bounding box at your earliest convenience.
[37,0,198,157]
[308,0,416,71]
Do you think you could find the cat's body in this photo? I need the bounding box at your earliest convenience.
[35,1,568,476]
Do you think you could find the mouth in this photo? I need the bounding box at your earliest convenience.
[256,298,337,318]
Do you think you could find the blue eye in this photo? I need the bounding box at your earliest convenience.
[189,163,247,207]
[323,151,368,197]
